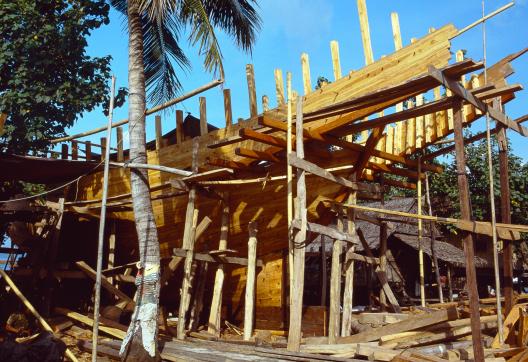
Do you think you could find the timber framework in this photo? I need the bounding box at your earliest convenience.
[1,1,528,361]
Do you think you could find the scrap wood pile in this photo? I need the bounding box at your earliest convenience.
[297,300,528,362]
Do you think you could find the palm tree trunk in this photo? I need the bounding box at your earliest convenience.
[120,2,161,361]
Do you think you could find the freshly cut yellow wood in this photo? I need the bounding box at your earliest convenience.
[200,96,208,136]
[385,126,394,163]
[224,89,233,127]
[330,41,342,80]
[357,0,374,65]
[414,94,424,148]
[54,307,126,340]
[492,303,528,348]
[390,12,403,51]
[405,100,416,154]
[274,69,285,106]
[301,53,312,95]
[246,64,258,118]
[262,95,269,112]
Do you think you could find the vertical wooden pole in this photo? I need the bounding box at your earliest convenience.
[357,0,374,65]
[330,41,342,81]
[447,264,454,302]
[107,221,116,285]
[61,144,68,160]
[155,115,163,150]
[246,64,258,118]
[221,89,233,128]
[100,137,106,161]
[116,127,124,161]
[177,139,199,340]
[452,98,484,360]
[390,12,403,51]
[498,124,513,315]
[320,238,327,307]
[287,98,307,351]
[274,69,285,106]
[286,72,294,302]
[199,97,208,136]
[418,157,425,307]
[262,95,269,112]
[301,53,312,95]
[328,212,343,343]
[208,193,230,336]
[0,113,6,136]
[380,212,388,308]
[176,110,184,144]
[85,141,91,161]
[244,222,258,341]
[71,141,78,160]
[341,180,357,337]
[425,173,444,304]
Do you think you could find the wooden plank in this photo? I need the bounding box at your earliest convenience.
[239,128,287,148]
[341,182,357,337]
[0,113,6,135]
[429,66,528,136]
[116,127,124,161]
[356,228,401,313]
[54,307,125,340]
[0,270,79,362]
[235,147,281,163]
[208,194,229,336]
[390,12,403,51]
[301,53,312,95]
[244,222,258,340]
[492,303,527,347]
[262,95,269,112]
[274,69,285,106]
[85,140,92,161]
[75,261,133,304]
[100,137,106,161]
[330,40,342,80]
[224,89,233,127]
[155,115,163,150]
[291,219,359,244]
[61,143,68,160]
[452,98,485,360]
[337,305,458,344]
[71,140,78,160]
[199,96,208,136]
[288,153,381,193]
[176,110,184,144]
[328,214,343,343]
[171,248,262,267]
[246,64,258,118]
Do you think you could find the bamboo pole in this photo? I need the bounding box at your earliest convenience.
[453,2,514,38]
[92,75,116,362]
[0,269,79,362]
[286,72,294,302]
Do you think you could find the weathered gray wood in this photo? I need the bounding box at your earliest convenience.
[291,219,359,244]
[328,213,343,343]
[338,306,459,344]
[171,248,262,267]
[75,261,133,305]
[208,193,230,336]
[244,222,258,341]
[341,184,357,337]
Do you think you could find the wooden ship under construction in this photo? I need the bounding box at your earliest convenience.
[2,2,528,361]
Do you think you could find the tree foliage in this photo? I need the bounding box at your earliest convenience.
[0,0,118,154]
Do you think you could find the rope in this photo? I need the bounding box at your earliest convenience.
[482,0,504,344]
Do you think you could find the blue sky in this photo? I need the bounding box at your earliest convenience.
[59,0,528,161]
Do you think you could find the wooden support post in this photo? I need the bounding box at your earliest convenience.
[85,141,92,161]
[107,221,116,285]
[208,193,230,336]
[61,144,68,160]
[287,98,307,352]
[199,97,208,136]
[418,157,425,307]
[328,213,343,344]
[321,238,327,307]
[100,137,106,161]
[176,110,184,144]
[246,64,258,118]
[380,221,388,309]
[274,69,285,106]
[286,72,294,302]
[357,0,374,65]
[447,263,454,302]
[341,181,357,337]
[0,269,79,362]
[244,222,258,341]
[177,139,199,340]
[390,12,403,51]
[452,98,484,360]
[262,95,269,112]
[71,141,78,160]
[223,89,233,128]
[116,127,124,161]
[425,173,444,304]
[188,258,207,332]
[301,53,312,95]
[330,41,342,81]
[0,113,5,136]
[155,115,163,150]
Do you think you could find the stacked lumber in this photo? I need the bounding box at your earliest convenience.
[296,305,528,361]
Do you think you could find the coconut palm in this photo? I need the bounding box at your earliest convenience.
[108,0,260,360]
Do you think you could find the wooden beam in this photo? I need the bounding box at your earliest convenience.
[171,248,261,267]
[390,12,403,51]
[328,213,343,343]
[239,127,288,148]
[357,0,374,65]
[429,66,528,136]
[246,64,258,118]
[301,53,312,95]
[291,219,359,244]
[452,98,485,360]
[330,41,342,80]
[176,110,184,144]
[199,97,208,136]
[61,144,68,160]
[85,141,92,161]
[71,141,78,160]
[338,305,458,344]
[116,127,124,161]
[155,115,163,150]
[244,222,258,340]
[75,261,133,305]
[274,69,285,106]
[235,147,281,163]
[262,95,269,112]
